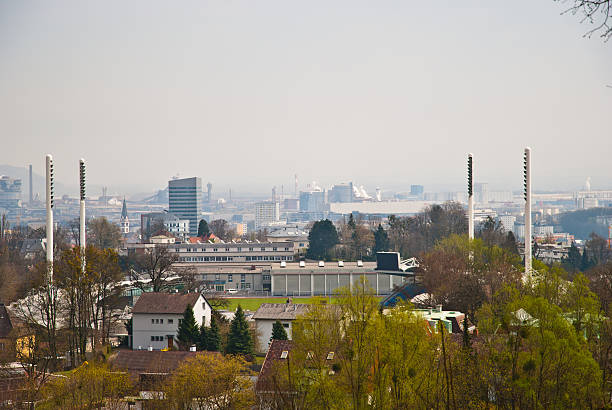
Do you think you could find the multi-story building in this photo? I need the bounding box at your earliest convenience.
[255,201,280,230]
[410,185,424,197]
[299,190,327,213]
[141,212,190,241]
[170,241,295,264]
[328,183,354,203]
[474,183,489,204]
[168,177,202,237]
[0,176,22,209]
[498,215,516,232]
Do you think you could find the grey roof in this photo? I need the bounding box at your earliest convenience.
[132,292,204,314]
[252,303,310,320]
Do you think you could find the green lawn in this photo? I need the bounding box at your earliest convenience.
[224,296,380,311]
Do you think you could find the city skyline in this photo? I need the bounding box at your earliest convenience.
[1,1,611,194]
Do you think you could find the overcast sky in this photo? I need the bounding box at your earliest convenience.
[0,0,610,196]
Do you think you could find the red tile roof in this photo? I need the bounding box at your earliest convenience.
[255,339,294,393]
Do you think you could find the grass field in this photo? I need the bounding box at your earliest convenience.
[224,296,380,311]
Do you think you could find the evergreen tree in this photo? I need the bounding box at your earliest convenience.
[373,224,389,253]
[177,304,199,349]
[197,219,210,237]
[207,315,221,351]
[198,324,208,351]
[226,305,253,356]
[503,231,519,255]
[348,214,356,230]
[306,219,339,260]
[563,242,582,273]
[271,320,288,342]
[462,315,470,348]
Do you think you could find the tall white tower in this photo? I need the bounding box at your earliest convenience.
[467,153,474,240]
[524,147,532,275]
[79,159,86,274]
[45,155,54,283]
[120,198,130,234]
[79,159,86,250]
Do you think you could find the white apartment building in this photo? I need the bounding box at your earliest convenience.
[498,215,516,232]
[255,201,280,230]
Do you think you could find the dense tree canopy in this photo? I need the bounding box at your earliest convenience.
[306,219,339,260]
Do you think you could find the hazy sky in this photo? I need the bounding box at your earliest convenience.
[1,0,610,196]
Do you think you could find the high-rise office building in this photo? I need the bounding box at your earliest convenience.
[0,176,22,209]
[255,201,280,230]
[169,177,202,237]
[299,190,327,213]
[410,185,424,197]
[329,183,354,203]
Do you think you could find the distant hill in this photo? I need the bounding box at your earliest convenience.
[558,207,612,240]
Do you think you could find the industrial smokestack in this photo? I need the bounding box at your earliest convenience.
[467,154,474,240]
[29,164,33,205]
[524,147,532,275]
[45,155,54,284]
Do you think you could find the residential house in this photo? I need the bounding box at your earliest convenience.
[252,303,309,353]
[131,292,211,350]
[0,304,33,361]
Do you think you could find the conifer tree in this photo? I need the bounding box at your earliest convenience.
[207,315,221,351]
[226,305,253,356]
[177,304,199,349]
[271,320,288,342]
[198,324,208,351]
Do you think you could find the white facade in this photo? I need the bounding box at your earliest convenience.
[498,215,516,232]
[255,319,293,353]
[132,294,211,350]
[255,201,280,230]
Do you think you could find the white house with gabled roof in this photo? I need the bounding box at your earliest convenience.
[131,292,211,350]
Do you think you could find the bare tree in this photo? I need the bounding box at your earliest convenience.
[87,217,122,249]
[129,245,178,292]
[558,0,612,40]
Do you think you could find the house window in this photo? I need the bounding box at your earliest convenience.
[228,274,233,282]
[215,274,220,280]
[241,274,246,283]
[160,319,163,324]
[245,283,251,289]
[273,247,277,251]
[168,319,174,324]
[214,248,218,252]
[202,303,207,310]
[285,247,290,251]
[151,335,163,342]
[283,323,289,328]
[151,319,155,324]
[261,247,266,251]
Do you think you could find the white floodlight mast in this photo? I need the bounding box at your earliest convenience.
[524,147,532,275]
[46,154,54,283]
[468,153,474,240]
[79,159,86,271]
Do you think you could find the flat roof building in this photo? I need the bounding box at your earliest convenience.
[168,177,202,237]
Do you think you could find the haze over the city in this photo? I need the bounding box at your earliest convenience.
[1,0,611,195]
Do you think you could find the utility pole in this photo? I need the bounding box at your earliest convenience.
[467,154,474,240]
[524,147,532,276]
